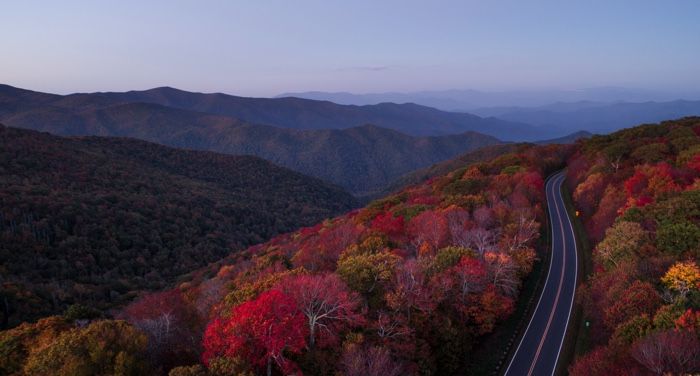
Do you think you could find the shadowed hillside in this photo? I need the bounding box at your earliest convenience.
[0,125,358,328]
[0,88,504,195]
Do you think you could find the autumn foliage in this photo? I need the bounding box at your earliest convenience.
[202,290,307,376]
[173,142,565,375]
[1,139,569,374]
[569,117,700,375]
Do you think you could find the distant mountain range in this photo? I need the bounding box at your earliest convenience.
[0,84,507,195]
[0,84,536,139]
[277,87,700,111]
[6,83,694,194]
[534,130,593,145]
[471,101,611,117]
[0,124,359,326]
[471,100,700,135]
[276,89,700,135]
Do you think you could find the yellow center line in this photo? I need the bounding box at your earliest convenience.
[527,173,567,376]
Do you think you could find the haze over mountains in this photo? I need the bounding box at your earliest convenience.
[278,87,700,111]
[471,100,700,135]
[0,84,508,196]
[278,88,700,136]
[6,83,700,196]
[0,84,534,139]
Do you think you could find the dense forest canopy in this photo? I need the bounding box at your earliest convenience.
[567,117,700,375]
[0,125,358,328]
[1,130,569,375]
[5,117,700,375]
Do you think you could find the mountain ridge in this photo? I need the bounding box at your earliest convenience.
[277,87,700,110]
[0,84,545,140]
[0,86,505,195]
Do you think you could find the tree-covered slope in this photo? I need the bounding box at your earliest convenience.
[1,98,503,196]
[120,143,567,375]
[0,125,358,328]
[566,117,700,375]
[91,86,542,139]
[1,137,570,375]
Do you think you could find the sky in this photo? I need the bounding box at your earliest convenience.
[2,0,700,97]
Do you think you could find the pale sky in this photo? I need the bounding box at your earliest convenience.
[2,0,699,96]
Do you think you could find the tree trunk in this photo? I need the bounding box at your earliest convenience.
[267,356,272,376]
[309,323,316,348]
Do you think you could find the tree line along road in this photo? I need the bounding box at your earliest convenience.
[504,171,579,376]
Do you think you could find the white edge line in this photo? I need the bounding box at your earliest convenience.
[550,172,579,376]
[527,173,567,376]
[503,171,562,375]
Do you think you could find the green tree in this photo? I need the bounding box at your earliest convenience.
[63,304,101,322]
[653,304,687,330]
[610,314,652,347]
[426,246,474,276]
[0,316,71,375]
[656,221,700,256]
[168,365,209,376]
[630,142,669,163]
[337,251,401,305]
[595,221,646,269]
[23,320,148,376]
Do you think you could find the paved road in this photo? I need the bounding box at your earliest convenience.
[504,171,578,376]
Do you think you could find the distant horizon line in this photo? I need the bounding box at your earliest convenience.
[3,82,700,108]
[4,81,700,98]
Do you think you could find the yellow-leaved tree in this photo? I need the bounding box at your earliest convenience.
[661,261,700,299]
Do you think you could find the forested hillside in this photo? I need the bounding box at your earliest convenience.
[71,86,540,139]
[0,139,569,375]
[0,125,358,328]
[566,117,700,374]
[0,85,504,196]
[383,144,523,195]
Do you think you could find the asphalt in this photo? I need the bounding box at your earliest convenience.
[503,171,578,376]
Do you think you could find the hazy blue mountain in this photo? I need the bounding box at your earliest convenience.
[277,87,700,111]
[474,100,700,134]
[535,130,593,145]
[0,84,541,140]
[471,101,611,118]
[275,90,473,110]
[85,86,535,138]
[0,88,503,195]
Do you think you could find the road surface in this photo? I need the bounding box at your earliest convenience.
[504,171,578,376]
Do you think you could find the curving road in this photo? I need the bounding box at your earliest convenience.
[504,171,578,376]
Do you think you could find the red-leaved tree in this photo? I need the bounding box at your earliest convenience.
[603,280,661,331]
[451,256,488,302]
[293,220,363,271]
[277,273,363,348]
[371,211,405,240]
[202,290,307,376]
[119,289,201,368]
[408,210,448,256]
[631,329,700,375]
